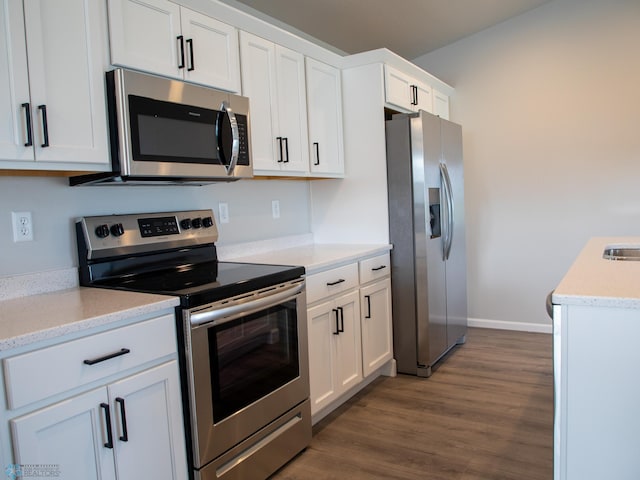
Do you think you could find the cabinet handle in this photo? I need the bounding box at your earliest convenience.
[276,137,284,162]
[337,306,345,332]
[38,105,49,147]
[100,403,114,449]
[21,103,33,147]
[116,397,129,442]
[365,295,371,319]
[83,348,130,365]
[333,308,340,335]
[283,137,289,163]
[177,35,185,69]
[326,279,345,286]
[371,265,387,272]
[313,142,320,165]
[186,38,195,71]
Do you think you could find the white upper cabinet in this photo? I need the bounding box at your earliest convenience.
[384,64,440,116]
[240,31,309,175]
[108,0,241,92]
[0,0,109,169]
[433,88,450,120]
[305,58,344,177]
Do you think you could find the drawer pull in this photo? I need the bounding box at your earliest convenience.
[371,265,387,271]
[326,279,345,286]
[83,348,130,366]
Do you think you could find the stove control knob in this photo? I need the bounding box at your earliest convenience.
[110,223,125,237]
[95,224,110,238]
[180,218,192,230]
[202,216,214,228]
[191,217,202,229]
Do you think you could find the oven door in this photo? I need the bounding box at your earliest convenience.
[184,279,309,469]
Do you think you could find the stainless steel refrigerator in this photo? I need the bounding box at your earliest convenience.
[385,110,467,377]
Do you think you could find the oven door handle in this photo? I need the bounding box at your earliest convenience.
[189,281,304,327]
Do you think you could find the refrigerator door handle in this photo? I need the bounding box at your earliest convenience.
[440,163,455,260]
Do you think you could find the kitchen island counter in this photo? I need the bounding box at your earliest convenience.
[552,236,640,308]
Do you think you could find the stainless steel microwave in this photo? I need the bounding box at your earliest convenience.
[70,68,252,186]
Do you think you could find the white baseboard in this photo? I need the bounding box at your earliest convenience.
[468,317,552,334]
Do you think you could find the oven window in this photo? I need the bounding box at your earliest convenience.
[208,299,299,422]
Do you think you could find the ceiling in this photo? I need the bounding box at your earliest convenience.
[222,0,551,59]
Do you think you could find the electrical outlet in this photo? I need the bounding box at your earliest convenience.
[12,211,33,242]
[219,202,229,224]
[272,200,280,219]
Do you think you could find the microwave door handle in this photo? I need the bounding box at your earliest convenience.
[221,101,239,175]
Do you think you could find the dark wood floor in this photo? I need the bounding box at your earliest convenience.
[272,328,553,480]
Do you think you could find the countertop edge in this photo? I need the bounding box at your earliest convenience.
[222,243,393,275]
[553,236,640,308]
[0,289,179,352]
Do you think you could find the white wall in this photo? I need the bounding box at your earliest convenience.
[414,0,640,329]
[0,177,310,276]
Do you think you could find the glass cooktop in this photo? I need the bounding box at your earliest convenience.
[94,261,305,308]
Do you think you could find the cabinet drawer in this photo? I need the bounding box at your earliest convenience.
[306,263,358,304]
[4,314,177,410]
[359,253,391,284]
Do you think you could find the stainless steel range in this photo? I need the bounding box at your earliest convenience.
[75,210,311,480]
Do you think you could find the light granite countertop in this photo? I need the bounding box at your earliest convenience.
[222,243,392,275]
[0,239,390,352]
[552,237,640,308]
[0,287,178,351]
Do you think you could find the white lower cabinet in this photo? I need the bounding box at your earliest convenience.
[11,361,185,480]
[11,388,116,479]
[308,290,362,415]
[3,314,187,480]
[360,278,393,377]
[306,252,393,420]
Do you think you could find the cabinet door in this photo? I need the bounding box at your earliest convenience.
[239,31,278,171]
[0,0,31,162]
[181,9,240,92]
[384,65,413,112]
[109,361,187,480]
[414,80,433,114]
[11,387,116,480]
[334,291,363,393]
[274,45,309,174]
[23,0,109,164]
[433,89,450,120]
[306,58,344,176]
[360,279,393,377]
[307,300,339,416]
[108,0,181,79]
